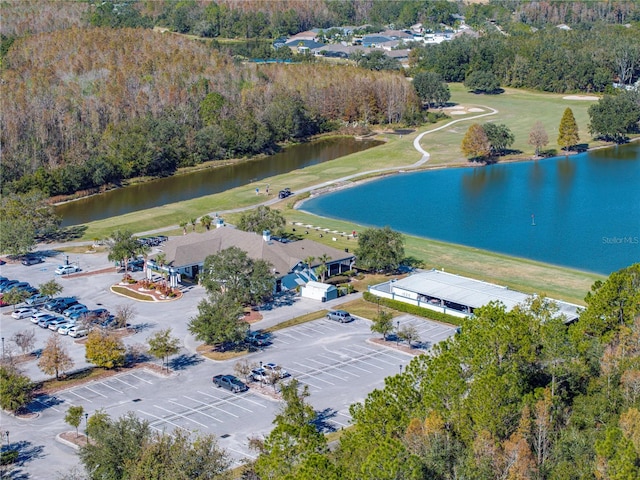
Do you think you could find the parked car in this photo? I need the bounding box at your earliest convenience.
[55,264,79,275]
[45,297,78,313]
[68,326,89,338]
[57,322,77,335]
[21,256,44,266]
[263,362,290,378]
[25,294,51,306]
[212,374,248,393]
[278,188,293,199]
[31,312,56,324]
[250,368,269,383]
[246,330,270,347]
[63,304,88,318]
[0,281,20,293]
[47,317,71,331]
[39,315,64,329]
[11,307,38,319]
[13,285,38,296]
[326,310,353,323]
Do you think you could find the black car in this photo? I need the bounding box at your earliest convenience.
[278,188,292,199]
[21,256,44,266]
[45,297,78,313]
[212,374,248,393]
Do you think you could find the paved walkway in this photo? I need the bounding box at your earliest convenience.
[44,106,497,248]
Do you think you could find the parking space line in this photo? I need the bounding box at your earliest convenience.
[33,398,62,412]
[192,392,240,418]
[99,381,124,394]
[294,361,346,381]
[113,376,137,389]
[66,390,93,402]
[154,404,208,428]
[288,366,335,386]
[335,347,389,369]
[129,372,153,384]
[227,447,256,460]
[198,390,253,413]
[138,409,191,432]
[352,345,404,364]
[181,396,224,423]
[237,396,268,408]
[329,417,349,427]
[271,336,291,345]
[83,386,108,398]
[318,353,373,374]
[307,358,359,378]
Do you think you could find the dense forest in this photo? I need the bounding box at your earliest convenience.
[0,27,419,197]
[2,1,639,197]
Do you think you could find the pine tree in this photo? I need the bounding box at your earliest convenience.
[557,108,580,154]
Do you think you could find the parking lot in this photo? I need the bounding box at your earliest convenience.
[0,248,457,476]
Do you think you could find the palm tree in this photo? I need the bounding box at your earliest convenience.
[179,221,188,235]
[201,215,213,230]
[318,253,330,282]
[190,218,197,232]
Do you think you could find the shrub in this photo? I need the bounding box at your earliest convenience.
[363,291,462,325]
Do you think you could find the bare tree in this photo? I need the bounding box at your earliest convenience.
[234,359,256,383]
[398,324,420,348]
[12,329,36,355]
[114,304,136,329]
[528,121,549,157]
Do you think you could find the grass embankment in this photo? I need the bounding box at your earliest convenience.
[74,86,608,304]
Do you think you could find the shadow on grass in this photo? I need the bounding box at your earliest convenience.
[41,225,88,243]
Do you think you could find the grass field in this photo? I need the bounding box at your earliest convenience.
[73,85,613,304]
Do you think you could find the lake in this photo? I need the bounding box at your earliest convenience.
[301,143,640,275]
[56,137,381,226]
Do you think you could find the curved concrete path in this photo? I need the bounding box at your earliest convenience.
[44,106,497,247]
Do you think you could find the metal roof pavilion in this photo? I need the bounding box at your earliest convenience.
[388,270,581,321]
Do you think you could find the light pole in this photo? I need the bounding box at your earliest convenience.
[4,431,9,446]
[396,321,400,346]
[1,337,4,360]
[399,364,403,375]
[84,413,89,443]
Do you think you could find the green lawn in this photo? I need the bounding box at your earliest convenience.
[72,85,612,303]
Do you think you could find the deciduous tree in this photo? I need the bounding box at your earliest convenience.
[38,279,63,298]
[371,310,394,341]
[85,330,126,369]
[412,71,451,108]
[528,121,549,157]
[0,366,33,413]
[188,293,247,346]
[461,123,491,160]
[38,334,74,379]
[106,229,147,273]
[65,405,85,438]
[237,206,286,236]
[588,91,640,143]
[147,328,180,372]
[12,329,36,355]
[200,246,275,306]
[355,226,405,273]
[482,123,515,155]
[464,70,500,93]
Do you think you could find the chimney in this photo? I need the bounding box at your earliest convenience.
[262,230,271,242]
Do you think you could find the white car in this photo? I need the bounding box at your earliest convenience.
[55,264,79,275]
[48,318,71,331]
[31,312,54,324]
[263,362,290,378]
[11,307,38,319]
[68,325,88,338]
[58,322,77,335]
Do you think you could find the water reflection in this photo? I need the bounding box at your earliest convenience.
[57,137,381,226]
[556,157,576,195]
[461,165,507,198]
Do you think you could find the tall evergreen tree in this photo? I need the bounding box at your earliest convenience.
[557,107,580,154]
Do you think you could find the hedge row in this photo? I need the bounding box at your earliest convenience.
[363,291,463,326]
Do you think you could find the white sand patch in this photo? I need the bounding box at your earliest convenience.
[449,110,467,115]
[563,95,599,101]
[468,107,484,112]
[446,106,465,110]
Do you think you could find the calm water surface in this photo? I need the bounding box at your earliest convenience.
[302,143,640,275]
[57,137,381,226]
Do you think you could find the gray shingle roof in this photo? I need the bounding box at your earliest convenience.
[156,227,353,276]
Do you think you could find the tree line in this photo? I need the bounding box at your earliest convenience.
[0,27,420,198]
